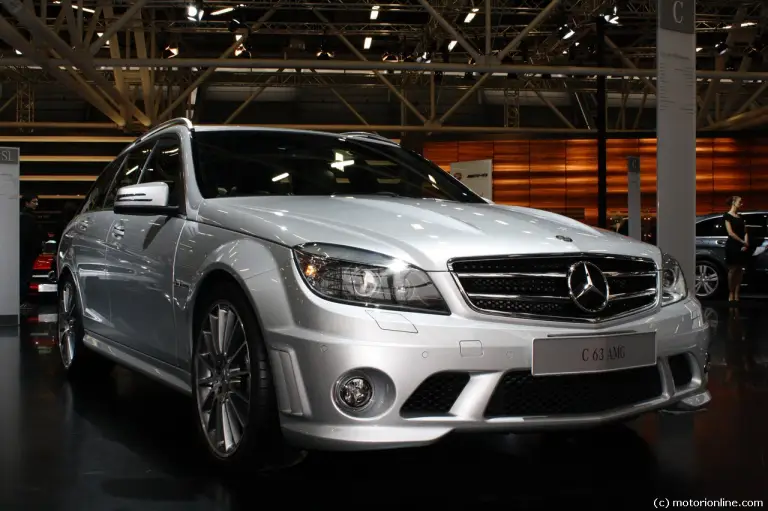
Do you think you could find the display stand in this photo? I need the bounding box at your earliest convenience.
[449,159,493,200]
[0,147,20,326]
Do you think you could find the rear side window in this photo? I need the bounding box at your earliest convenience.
[80,155,125,214]
[103,143,155,209]
[695,218,726,237]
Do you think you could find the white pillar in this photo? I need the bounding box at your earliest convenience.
[0,147,20,326]
[656,0,697,293]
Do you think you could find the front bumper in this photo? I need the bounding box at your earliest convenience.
[254,270,710,452]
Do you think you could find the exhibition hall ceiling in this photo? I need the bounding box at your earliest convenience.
[0,0,766,134]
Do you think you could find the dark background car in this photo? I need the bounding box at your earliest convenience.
[616,214,768,300]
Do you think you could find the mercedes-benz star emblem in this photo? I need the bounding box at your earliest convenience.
[556,235,573,243]
[567,261,610,313]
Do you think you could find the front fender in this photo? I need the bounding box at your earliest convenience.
[172,221,292,369]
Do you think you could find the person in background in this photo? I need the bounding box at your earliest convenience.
[20,194,44,310]
[723,196,749,305]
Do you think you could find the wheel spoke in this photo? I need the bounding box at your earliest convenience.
[220,400,237,452]
[226,337,246,366]
[219,308,238,357]
[208,311,221,356]
[226,397,247,429]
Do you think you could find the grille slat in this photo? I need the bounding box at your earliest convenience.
[450,254,659,322]
[485,365,663,418]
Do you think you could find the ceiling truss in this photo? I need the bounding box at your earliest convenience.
[0,0,767,133]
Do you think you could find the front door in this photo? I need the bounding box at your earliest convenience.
[104,136,186,366]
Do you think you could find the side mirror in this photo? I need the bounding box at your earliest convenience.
[113,182,177,215]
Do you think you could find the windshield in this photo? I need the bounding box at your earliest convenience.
[191,130,485,203]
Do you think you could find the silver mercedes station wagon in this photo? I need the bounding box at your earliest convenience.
[57,118,711,467]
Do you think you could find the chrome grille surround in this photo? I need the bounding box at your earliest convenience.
[448,253,660,323]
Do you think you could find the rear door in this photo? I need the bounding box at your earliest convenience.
[66,155,124,337]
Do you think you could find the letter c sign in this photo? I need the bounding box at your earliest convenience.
[673,0,684,24]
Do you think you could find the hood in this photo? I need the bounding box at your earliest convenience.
[197,196,660,271]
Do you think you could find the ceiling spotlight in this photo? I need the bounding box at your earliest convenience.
[96,32,110,46]
[370,5,380,20]
[381,52,399,62]
[211,7,234,16]
[559,24,575,40]
[186,4,204,22]
[317,48,334,60]
[448,40,457,51]
[15,49,21,55]
[234,44,250,58]
[715,41,728,55]
[363,37,372,50]
[164,44,179,58]
[464,7,479,23]
[603,5,619,24]
[696,47,703,52]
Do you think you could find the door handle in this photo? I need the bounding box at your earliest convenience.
[77,219,92,232]
[112,224,125,238]
[716,239,726,246]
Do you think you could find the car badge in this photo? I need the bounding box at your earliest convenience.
[567,261,610,313]
[556,235,573,242]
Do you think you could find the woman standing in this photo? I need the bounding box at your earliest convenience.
[723,196,749,304]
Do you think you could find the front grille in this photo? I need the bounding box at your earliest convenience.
[450,254,658,322]
[485,365,663,418]
[668,354,693,387]
[401,372,470,417]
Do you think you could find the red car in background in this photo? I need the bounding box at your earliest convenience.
[29,239,58,299]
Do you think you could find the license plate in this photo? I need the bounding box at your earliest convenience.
[532,332,657,376]
[37,284,57,292]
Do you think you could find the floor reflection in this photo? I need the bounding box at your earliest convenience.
[3,303,767,510]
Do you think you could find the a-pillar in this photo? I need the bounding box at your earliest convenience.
[656,0,697,292]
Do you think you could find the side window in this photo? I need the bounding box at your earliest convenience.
[139,137,182,207]
[81,155,125,214]
[103,143,155,209]
[744,214,768,239]
[696,218,726,237]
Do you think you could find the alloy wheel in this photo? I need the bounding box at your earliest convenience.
[195,302,252,458]
[58,282,77,369]
[695,263,719,299]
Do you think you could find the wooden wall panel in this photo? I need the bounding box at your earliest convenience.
[749,138,768,210]
[422,142,458,173]
[696,139,715,215]
[457,141,494,162]
[529,140,567,212]
[565,139,598,223]
[492,140,531,206]
[423,136,768,225]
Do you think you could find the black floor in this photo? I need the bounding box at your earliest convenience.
[1,302,767,510]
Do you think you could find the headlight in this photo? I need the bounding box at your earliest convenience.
[661,253,688,306]
[293,243,450,315]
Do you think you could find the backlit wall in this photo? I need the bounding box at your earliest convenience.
[423,138,768,225]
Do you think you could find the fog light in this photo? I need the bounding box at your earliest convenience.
[337,376,373,410]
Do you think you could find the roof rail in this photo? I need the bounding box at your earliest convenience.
[340,131,400,145]
[138,118,194,142]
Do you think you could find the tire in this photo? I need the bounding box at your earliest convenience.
[694,260,724,300]
[58,276,113,379]
[191,281,281,469]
